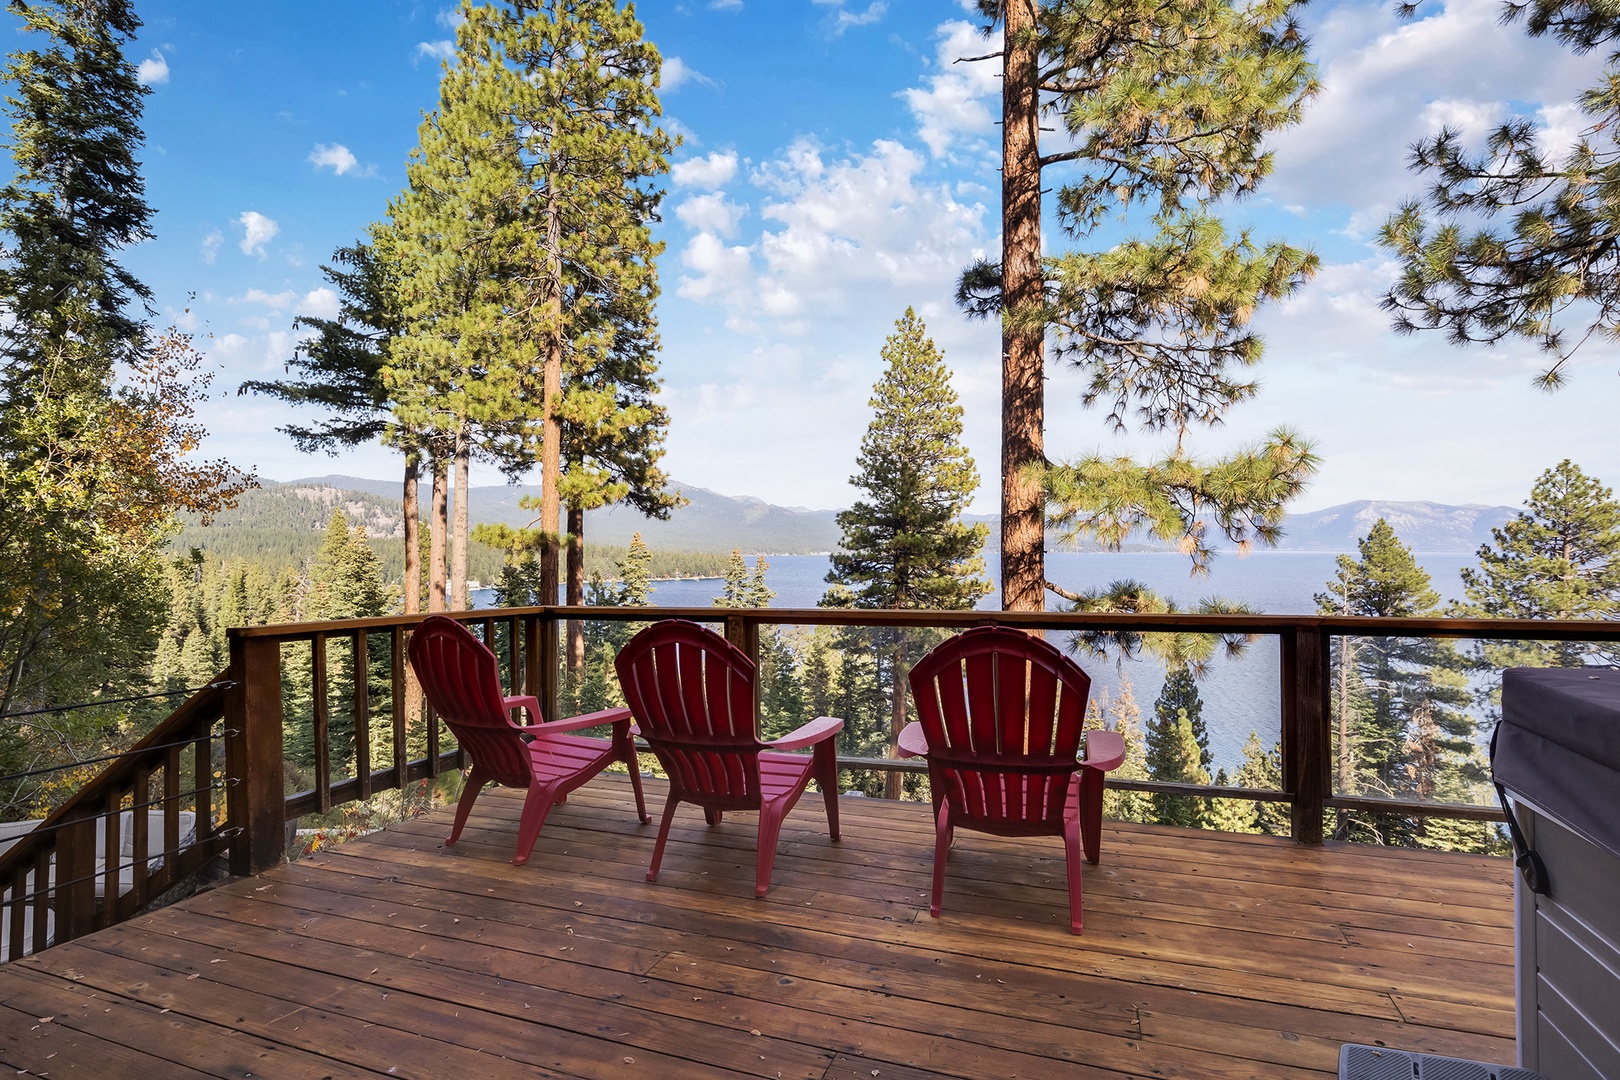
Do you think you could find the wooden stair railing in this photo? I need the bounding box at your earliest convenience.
[0,675,232,963]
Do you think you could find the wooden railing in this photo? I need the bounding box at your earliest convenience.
[221,605,1620,873]
[0,676,232,963]
[6,604,1619,962]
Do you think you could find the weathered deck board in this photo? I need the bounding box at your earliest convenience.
[0,775,1516,1079]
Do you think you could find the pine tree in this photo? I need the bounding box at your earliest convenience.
[1221,730,1288,836]
[1457,460,1620,667]
[479,0,675,615]
[380,7,525,613]
[825,309,990,613]
[1155,712,1211,828]
[802,628,837,723]
[1088,676,1151,823]
[1380,4,1620,386]
[714,550,754,608]
[1317,518,1477,845]
[619,533,652,605]
[0,0,152,357]
[956,0,1319,607]
[1146,664,1212,826]
[822,308,989,796]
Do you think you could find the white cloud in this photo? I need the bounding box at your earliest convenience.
[435,7,464,29]
[709,0,742,10]
[212,332,250,357]
[236,212,279,258]
[1538,102,1589,162]
[415,40,455,63]
[308,143,359,175]
[1416,98,1507,144]
[819,1,888,35]
[200,229,224,265]
[898,20,1000,158]
[676,192,746,237]
[137,49,169,86]
[663,57,715,92]
[672,150,739,188]
[1267,0,1608,212]
[297,287,341,321]
[676,137,987,333]
[238,288,298,310]
[676,232,753,304]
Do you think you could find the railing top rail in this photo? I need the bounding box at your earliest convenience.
[225,605,1620,642]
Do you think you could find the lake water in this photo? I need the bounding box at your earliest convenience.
[478,550,1480,776]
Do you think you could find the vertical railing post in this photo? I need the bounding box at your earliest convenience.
[524,613,541,701]
[724,613,761,726]
[1282,623,1329,845]
[53,808,98,944]
[540,610,560,722]
[226,633,287,876]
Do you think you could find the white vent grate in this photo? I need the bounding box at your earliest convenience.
[1339,1045,1547,1080]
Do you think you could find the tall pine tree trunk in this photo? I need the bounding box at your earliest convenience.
[429,452,448,613]
[566,502,585,673]
[401,448,424,730]
[451,424,470,611]
[1000,0,1046,615]
[539,184,563,608]
[402,450,421,615]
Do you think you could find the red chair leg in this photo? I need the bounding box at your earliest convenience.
[1078,767,1106,864]
[614,723,651,823]
[625,758,650,824]
[930,804,951,919]
[646,792,682,881]
[447,766,488,846]
[512,783,559,866]
[755,803,787,898]
[1062,814,1085,935]
[813,741,840,840]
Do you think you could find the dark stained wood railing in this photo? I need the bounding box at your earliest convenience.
[0,676,232,963]
[218,605,1620,875]
[7,604,1619,963]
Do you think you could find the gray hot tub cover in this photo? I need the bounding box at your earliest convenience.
[1497,667,1620,863]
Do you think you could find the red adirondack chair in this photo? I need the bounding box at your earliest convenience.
[407,615,649,865]
[899,625,1125,934]
[614,619,843,897]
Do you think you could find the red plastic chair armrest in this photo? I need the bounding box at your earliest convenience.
[1080,729,1126,773]
[896,721,929,759]
[768,715,843,751]
[502,695,543,726]
[526,705,634,735]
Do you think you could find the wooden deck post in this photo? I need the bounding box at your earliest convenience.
[226,634,287,876]
[724,614,761,727]
[540,613,560,722]
[1282,624,1329,845]
[52,809,98,944]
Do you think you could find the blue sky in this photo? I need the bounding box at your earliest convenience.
[26,0,1620,515]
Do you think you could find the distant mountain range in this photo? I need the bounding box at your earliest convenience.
[275,475,1516,556]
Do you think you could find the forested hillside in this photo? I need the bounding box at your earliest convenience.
[172,481,736,586]
[295,474,843,554]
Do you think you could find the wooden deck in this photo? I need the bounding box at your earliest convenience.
[0,776,1516,1079]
